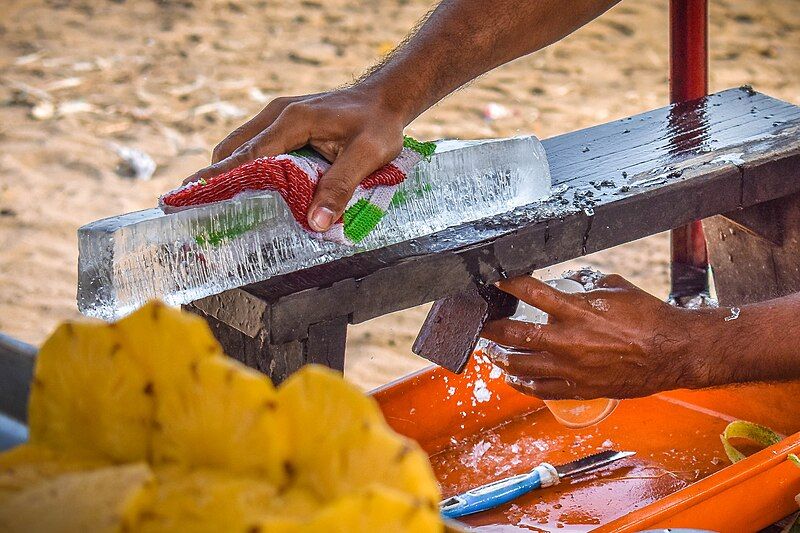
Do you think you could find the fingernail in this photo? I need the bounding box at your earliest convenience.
[309,207,335,232]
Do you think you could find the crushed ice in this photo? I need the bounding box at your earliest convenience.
[472,379,492,403]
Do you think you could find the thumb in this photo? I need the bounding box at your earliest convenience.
[307,138,393,232]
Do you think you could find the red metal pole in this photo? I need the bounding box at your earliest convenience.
[669,0,709,302]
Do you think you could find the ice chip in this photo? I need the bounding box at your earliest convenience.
[78,136,551,320]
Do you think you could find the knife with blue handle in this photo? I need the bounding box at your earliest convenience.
[440,449,635,519]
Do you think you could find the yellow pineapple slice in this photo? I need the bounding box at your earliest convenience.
[276,365,440,507]
[114,301,224,385]
[15,306,443,533]
[0,462,154,533]
[306,487,442,533]
[28,301,232,464]
[338,423,440,507]
[0,444,109,501]
[28,319,154,462]
[151,356,288,483]
[137,467,314,533]
[276,365,386,494]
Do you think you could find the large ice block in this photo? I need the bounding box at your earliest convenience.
[78,136,551,320]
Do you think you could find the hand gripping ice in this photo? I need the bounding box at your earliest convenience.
[160,136,437,245]
[78,135,551,320]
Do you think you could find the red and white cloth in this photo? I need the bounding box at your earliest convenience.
[160,137,436,245]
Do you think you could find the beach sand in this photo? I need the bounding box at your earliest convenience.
[1,0,798,390]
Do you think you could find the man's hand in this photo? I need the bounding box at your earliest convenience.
[482,272,725,400]
[182,0,620,232]
[183,87,406,232]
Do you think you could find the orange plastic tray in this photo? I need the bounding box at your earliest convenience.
[372,354,800,532]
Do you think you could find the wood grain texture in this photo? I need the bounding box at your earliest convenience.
[706,192,800,306]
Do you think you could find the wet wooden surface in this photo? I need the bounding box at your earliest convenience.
[190,87,800,380]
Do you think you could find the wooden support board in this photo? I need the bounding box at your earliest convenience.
[188,88,800,382]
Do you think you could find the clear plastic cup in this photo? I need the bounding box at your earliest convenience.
[488,277,619,429]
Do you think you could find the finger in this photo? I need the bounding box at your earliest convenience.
[495,276,579,318]
[483,343,564,376]
[593,273,634,290]
[504,374,538,396]
[483,342,531,369]
[307,137,394,232]
[504,351,567,381]
[482,319,569,354]
[504,375,575,400]
[211,96,298,163]
[183,157,241,186]
[235,111,310,161]
[182,111,309,186]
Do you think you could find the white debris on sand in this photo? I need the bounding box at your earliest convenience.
[482,102,512,121]
[110,143,156,181]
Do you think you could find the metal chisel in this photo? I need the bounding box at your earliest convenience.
[440,449,635,519]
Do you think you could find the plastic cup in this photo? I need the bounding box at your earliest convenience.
[489,277,619,429]
[543,398,619,429]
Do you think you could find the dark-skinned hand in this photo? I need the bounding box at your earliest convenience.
[183,87,406,232]
[481,272,725,400]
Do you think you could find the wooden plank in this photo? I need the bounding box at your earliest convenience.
[235,89,800,344]
[186,303,347,382]
[706,192,800,306]
[270,279,355,344]
[721,201,784,247]
[190,289,269,338]
[265,340,305,384]
[741,143,800,206]
[306,317,348,372]
[184,304,271,374]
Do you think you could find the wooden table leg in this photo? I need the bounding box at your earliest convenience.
[705,192,800,306]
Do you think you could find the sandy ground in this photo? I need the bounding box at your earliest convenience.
[0,0,798,390]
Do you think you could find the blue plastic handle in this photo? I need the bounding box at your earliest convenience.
[440,469,542,519]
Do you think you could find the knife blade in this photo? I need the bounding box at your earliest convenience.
[555,449,636,478]
[440,449,635,519]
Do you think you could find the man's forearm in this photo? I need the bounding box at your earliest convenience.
[195,0,621,233]
[698,292,800,387]
[357,0,620,124]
